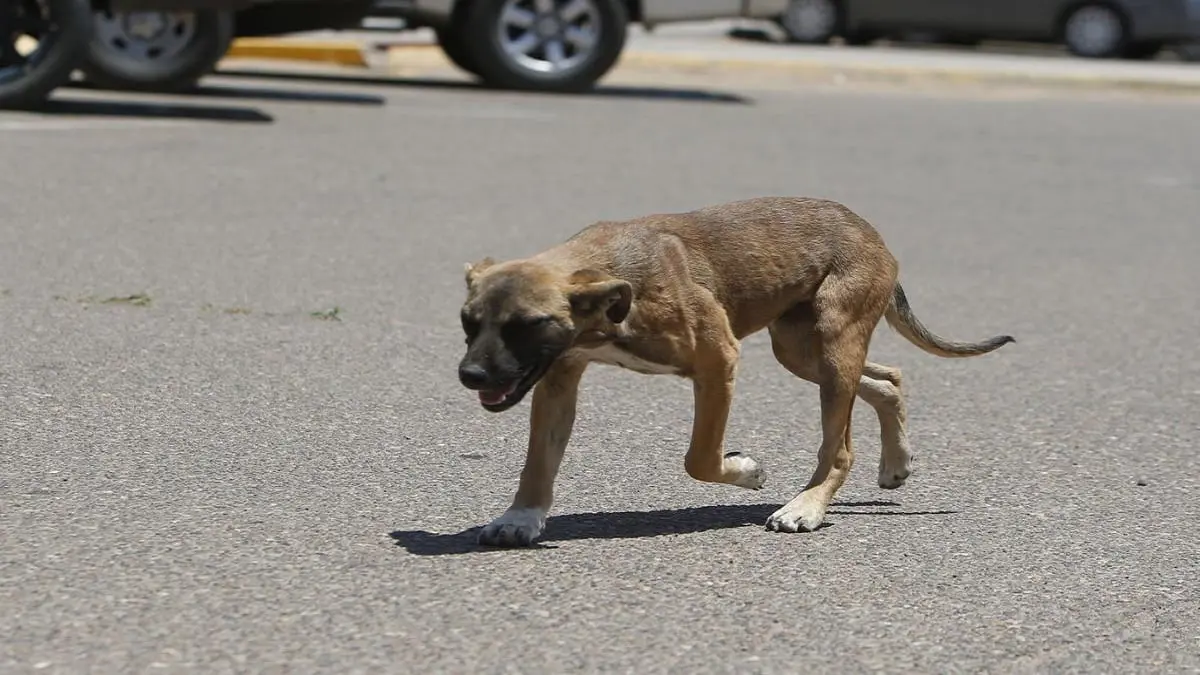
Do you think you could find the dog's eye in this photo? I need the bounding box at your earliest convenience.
[461,315,481,338]
[509,316,553,332]
[501,315,553,341]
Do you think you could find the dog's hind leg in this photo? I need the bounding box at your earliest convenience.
[766,271,894,532]
[859,362,912,489]
[768,308,913,492]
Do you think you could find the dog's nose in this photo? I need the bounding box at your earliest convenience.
[459,363,490,389]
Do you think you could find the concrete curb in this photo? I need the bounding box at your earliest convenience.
[378,42,1200,94]
[225,38,369,67]
[222,37,1200,95]
[610,50,1200,94]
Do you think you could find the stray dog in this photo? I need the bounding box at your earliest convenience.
[457,197,1013,547]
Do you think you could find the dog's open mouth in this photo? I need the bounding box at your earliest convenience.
[478,380,529,412]
[478,382,518,407]
[476,366,547,412]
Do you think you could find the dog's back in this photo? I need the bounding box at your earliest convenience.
[554,196,897,337]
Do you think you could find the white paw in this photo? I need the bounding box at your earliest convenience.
[765,496,827,533]
[878,453,912,490]
[724,452,766,490]
[477,507,547,547]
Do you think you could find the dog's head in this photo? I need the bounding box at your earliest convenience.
[457,257,631,412]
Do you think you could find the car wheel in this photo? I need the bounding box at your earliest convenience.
[777,0,840,44]
[0,0,92,110]
[436,25,481,76]
[80,8,234,92]
[461,0,628,93]
[1061,3,1128,58]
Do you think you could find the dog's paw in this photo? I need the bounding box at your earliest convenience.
[765,496,826,533]
[877,461,912,490]
[477,507,546,547]
[724,452,766,490]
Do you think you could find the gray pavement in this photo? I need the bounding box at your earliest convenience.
[2,67,1199,674]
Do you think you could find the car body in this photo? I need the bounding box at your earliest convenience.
[391,0,791,28]
[384,0,790,92]
[1,0,370,109]
[845,0,1199,45]
[776,0,1200,58]
[104,0,371,38]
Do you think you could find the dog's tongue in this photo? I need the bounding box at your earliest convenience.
[479,382,517,406]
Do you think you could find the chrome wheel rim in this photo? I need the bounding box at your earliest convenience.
[1065,6,1122,55]
[495,0,602,75]
[93,10,197,62]
[782,0,837,41]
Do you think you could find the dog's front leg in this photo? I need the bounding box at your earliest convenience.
[682,344,766,491]
[477,358,587,547]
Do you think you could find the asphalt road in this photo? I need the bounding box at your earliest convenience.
[2,67,1199,674]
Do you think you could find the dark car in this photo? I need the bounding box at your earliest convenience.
[775,0,1200,59]
[1,0,371,109]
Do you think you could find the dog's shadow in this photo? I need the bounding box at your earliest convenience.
[389,501,957,556]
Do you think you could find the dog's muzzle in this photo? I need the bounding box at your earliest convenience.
[458,363,490,390]
[459,362,523,408]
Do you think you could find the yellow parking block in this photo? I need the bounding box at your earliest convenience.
[225,38,368,67]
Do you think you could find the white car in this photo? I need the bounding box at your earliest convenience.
[390,0,789,91]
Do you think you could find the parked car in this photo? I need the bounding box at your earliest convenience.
[0,0,372,109]
[387,0,790,92]
[82,0,372,92]
[773,0,1200,59]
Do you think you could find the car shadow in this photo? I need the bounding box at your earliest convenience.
[30,97,274,123]
[214,68,752,105]
[726,27,782,44]
[389,500,959,556]
[63,79,387,107]
[188,83,387,106]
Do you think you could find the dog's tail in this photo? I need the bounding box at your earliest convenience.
[884,282,1015,358]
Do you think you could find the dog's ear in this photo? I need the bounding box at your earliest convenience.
[568,269,632,324]
[464,257,495,288]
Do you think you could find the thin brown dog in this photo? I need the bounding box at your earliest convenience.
[457,196,1013,547]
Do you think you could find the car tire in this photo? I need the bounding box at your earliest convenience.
[1061,3,1128,58]
[460,0,628,93]
[0,0,93,110]
[80,8,235,93]
[436,25,482,77]
[777,0,841,45]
